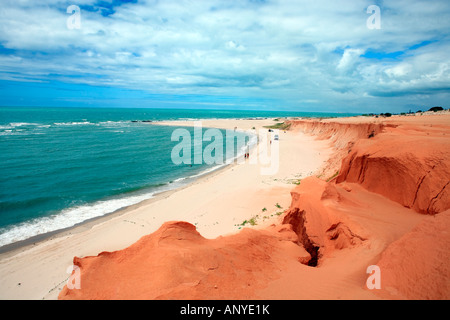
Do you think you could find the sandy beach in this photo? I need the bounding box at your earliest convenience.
[0,117,332,299]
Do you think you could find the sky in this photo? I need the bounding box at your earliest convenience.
[0,0,449,113]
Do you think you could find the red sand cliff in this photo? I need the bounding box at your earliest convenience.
[336,126,449,214]
[60,114,450,300]
[290,116,449,214]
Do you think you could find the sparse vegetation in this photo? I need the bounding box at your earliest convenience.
[286,178,301,185]
[264,122,292,130]
[236,202,285,228]
[248,216,258,226]
[238,215,259,227]
[326,171,339,182]
[287,174,302,185]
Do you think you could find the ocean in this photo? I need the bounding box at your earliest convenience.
[0,107,357,248]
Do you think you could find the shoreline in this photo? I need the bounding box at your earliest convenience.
[0,130,248,257]
[0,118,263,255]
[0,163,238,258]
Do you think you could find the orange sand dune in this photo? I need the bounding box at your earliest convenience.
[60,114,450,300]
[375,209,450,299]
[59,221,310,300]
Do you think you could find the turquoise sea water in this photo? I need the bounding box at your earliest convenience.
[0,107,358,247]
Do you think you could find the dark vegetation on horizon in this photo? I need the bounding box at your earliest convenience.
[362,106,447,118]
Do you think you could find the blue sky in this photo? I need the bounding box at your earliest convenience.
[0,0,449,113]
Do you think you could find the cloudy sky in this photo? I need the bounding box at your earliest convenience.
[0,0,449,113]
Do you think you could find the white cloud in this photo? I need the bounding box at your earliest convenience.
[0,0,449,112]
[385,64,412,78]
[226,41,245,51]
[337,48,365,72]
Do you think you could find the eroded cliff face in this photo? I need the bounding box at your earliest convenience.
[282,177,367,265]
[288,119,390,179]
[289,120,387,149]
[336,132,449,214]
[289,118,450,215]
